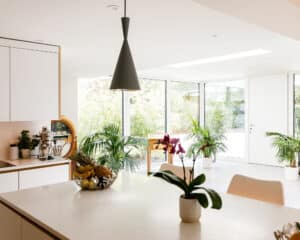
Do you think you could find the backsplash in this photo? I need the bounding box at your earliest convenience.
[0,121,50,160]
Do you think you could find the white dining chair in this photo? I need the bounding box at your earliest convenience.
[227,174,284,205]
[160,163,192,183]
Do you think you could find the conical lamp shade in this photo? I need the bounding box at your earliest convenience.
[110,17,140,90]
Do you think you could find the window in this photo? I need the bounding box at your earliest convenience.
[78,78,122,142]
[205,80,245,160]
[295,75,300,137]
[168,81,200,150]
[128,79,166,162]
[128,79,165,138]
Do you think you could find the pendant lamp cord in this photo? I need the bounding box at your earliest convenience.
[124,0,127,17]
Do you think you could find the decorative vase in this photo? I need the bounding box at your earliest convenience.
[21,149,31,159]
[284,167,299,181]
[179,196,201,223]
[202,157,212,169]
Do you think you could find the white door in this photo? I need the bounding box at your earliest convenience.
[248,75,288,166]
[0,46,10,121]
[10,48,59,121]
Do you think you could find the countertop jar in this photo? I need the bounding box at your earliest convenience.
[9,144,19,160]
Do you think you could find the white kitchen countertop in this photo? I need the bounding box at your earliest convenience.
[0,157,70,173]
[0,173,299,240]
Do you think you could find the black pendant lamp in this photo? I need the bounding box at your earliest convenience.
[110,0,140,90]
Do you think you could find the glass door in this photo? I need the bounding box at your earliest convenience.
[205,80,245,161]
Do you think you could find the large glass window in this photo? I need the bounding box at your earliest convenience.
[294,75,300,137]
[128,79,165,138]
[78,78,122,142]
[205,80,245,160]
[128,79,166,163]
[168,81,200,150]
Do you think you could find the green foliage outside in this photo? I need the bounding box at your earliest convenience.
[78,79,122,143]
[295,86,300,137]
[206,85,244,135]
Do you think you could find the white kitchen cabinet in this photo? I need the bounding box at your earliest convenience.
[0,172,19,193]
[10,48,59,121]
[19,165,69,190]
[22,219,54,240]
[0,46,10,121]
[0,203,22,240]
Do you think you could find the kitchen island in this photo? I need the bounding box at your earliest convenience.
[0,173,299,240]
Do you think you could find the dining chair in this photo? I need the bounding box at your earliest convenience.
[160,163,192,183]
[227,174,284,205]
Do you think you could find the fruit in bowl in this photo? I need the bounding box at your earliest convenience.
[71,152,117,190]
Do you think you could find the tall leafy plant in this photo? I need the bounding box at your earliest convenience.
[266,132,300,167]
[79,124,142,172]
[188,119,226,158]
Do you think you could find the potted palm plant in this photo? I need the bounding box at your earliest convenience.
[189,119,226,169]
[153,144,222,223]
[266,132,299,181]
[79,124,142,172]
[72,124,142,190]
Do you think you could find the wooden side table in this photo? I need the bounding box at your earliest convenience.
[147,138,173,175]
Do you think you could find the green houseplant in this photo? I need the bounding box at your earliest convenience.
[153,144,222,223]
[18,130,33,159]
[79,124,142,172]
[72,124,142,190]
[266,132,299,180]
[188,119,226,168]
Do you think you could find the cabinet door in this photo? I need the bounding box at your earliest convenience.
[22,219,54,240]
[0,172,19,193]
[19,165,69,189]
[0,46,10,121]
[10,48,59,121]
[0,203,22,240]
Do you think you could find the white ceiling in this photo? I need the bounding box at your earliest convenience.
[1,0,300,81]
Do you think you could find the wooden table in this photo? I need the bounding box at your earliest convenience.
[0,174,299,240]
[147,138,173,174]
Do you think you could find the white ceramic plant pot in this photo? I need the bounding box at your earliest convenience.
[179,196,201,223]
[202,157,213,169]
[284,167,299,181]
[21,149,31,159]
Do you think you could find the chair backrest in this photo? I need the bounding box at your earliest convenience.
[227,174,284,205]
[160,163,192,183]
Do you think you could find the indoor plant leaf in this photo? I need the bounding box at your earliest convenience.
[198,187,223,209]
[190,193,209,208]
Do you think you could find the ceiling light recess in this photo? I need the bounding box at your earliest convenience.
[169,49,271,68]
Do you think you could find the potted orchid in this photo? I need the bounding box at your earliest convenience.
[153,135,222,223]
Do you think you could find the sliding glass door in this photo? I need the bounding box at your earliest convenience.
[205,80,245,161]
[78,78,245,163]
